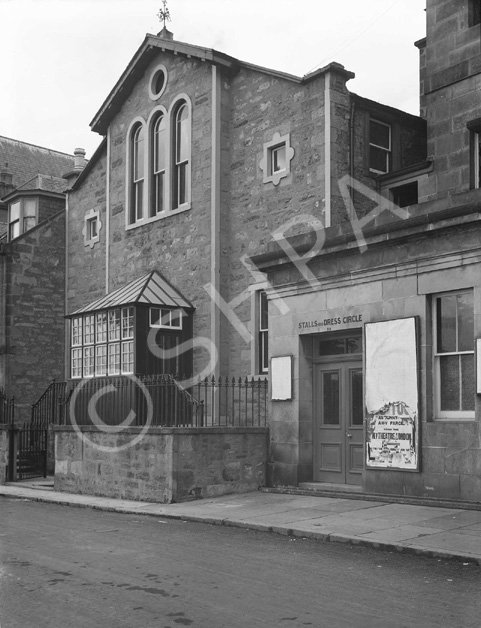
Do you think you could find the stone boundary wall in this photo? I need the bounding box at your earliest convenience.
[54,426,268,503]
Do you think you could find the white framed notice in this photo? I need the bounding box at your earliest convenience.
[271,355,292,401]
[365,317,419,471]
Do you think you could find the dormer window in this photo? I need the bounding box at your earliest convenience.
[8,197,37,241]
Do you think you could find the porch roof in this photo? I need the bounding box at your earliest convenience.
[68,270,194,316]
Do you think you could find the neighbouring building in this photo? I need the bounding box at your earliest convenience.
[0,136,81,420]
[63,0,481,503]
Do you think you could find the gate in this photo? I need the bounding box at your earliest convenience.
[6,381,68,481]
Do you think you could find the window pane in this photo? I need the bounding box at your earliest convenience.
[350,369,363,426]
[23,216,36,232]
[322,371,340,425]
[150,308,160,326]
[370,120,390,149]
[71,348,82,378]
[72,317,83,346]
[122,307,134,339]
[108,310,120,341]
[370,146,389,173]
[457,292,474,352]
[437,295,457,353]
[134,127,144,180]
[177,163,187,206]
[461,354,475,411]
[95,345,107,376]
[83,347,94,377]
[108,343,120,375]
[121,341,134,374]
[10,201,20,221]
[347,336,363,353]
[171,310,182,328]
[23,198,36,217]
[154,115,166,172]
[84,315,95,345]
[319,339,345,355]
[176,104,189,163]
[272,145,286,173]
[439,355,460,411]
[96,312,107,343]
[9,221,19,240]
[259,291,268,331]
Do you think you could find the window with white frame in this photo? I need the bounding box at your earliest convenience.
[258,290,268,374]
[150,307,183,329]
[173,102,190,209]
[127,98,191,227]
[150,112,166,216]
[129,125,145,224]
[434,291,475,419]
[369,119,391,174]
[260,132,295,186]
[70,307,135,378]
[83,208,102,248]
[8,197,37,241]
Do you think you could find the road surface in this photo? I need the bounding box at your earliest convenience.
[1,498,480,627]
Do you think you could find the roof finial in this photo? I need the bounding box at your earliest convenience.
[157,1,171,29]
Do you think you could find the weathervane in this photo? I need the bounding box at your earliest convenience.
[157,1,171,28]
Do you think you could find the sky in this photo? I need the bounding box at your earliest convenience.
[1,0,426,160]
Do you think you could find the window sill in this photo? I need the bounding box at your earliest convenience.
[432,417,476,422]
[125,203,191,231]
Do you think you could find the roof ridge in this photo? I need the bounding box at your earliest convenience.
[0,135,75,158]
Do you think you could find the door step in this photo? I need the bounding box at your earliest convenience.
[299,482,363,494]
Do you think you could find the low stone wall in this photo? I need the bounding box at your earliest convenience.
[53,426,268,503]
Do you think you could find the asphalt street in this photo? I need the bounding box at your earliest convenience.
[1,498,480,628]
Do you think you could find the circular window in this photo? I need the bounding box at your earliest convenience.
[149,64,168,100]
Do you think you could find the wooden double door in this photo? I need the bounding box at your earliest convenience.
[314,358,364,485]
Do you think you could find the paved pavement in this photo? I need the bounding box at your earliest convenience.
[1,479,481,565]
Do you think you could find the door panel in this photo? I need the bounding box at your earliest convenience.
[315,361,363,485]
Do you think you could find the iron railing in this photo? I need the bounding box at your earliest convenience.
[58,374,268,428]
[31,380,68,428]
[192,377,268,427]
[0,388,14,425]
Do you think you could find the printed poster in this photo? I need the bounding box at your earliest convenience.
[365,318,419,471]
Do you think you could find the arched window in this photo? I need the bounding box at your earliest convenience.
[150,113,166,216]
[173,102,190,209]
[130,125,145,223]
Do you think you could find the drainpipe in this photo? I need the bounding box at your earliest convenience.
[106,128,111,294]
[349,99,356,219]
[324,71,331,228]
[210,65,221,378]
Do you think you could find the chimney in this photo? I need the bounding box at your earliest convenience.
[157,26,174,41]
[0,170,14,200]
[74,147,87,171]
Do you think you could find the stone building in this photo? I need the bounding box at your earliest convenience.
[65,0,481,503]
[253,0,481,501]
[65,26,423,383]
[0,137,79,419]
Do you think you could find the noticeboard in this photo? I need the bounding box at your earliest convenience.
[365,317,419,471]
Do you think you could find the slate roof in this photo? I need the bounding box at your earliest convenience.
[0,136,74,190]
[69,270,194,316]
[17,174,69,194]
